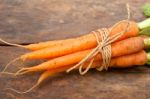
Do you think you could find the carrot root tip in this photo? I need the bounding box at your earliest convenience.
[14,68,29,76]
[0,72,16,76]
[0,38,25,48]
[1,57,21,73]
[4,83,38,94]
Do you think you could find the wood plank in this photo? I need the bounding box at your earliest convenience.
[0,46,149,99]
[0,0,150,99]
[0,0,148,44]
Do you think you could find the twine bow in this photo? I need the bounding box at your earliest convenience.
[67,4,131,75]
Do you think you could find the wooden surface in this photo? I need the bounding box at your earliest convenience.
[0,0,150,99]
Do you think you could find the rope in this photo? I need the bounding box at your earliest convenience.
[66,4,130,75]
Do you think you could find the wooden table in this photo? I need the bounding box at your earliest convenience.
[0,0,150,99]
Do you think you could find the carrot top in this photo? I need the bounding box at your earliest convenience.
[142,3,150,17]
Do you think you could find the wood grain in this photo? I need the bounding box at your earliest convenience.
[0,0,148,44]
[0,0,150,99]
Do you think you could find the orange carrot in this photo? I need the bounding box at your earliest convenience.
[20,21,139,60]
[2,18,150,52]
[23,20,139,51]
[17,36,147,74]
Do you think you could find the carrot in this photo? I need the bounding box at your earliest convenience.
[15,36,148,74]
[1,19,150,52]
[22,18,150,51]
[20,21,139,60]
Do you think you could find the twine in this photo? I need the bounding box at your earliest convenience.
[66,4,131,75]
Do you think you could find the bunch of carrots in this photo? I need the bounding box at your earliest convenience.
[1,5,150,93]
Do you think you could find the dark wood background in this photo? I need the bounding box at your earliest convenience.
[0,0,150,99]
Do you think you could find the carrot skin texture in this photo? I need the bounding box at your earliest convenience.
[21,21,139,60]
[25,36,145,72]
[24,38,75,51]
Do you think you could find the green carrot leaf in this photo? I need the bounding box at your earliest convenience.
[142,3,150,17]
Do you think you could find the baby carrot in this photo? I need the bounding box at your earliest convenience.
[22,18,150,51]
[0,19,150,51]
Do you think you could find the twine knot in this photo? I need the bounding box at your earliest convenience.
[66,4,130,75]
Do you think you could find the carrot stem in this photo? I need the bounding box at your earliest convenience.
[144,38,150,47]
[139,27,150,36]
[138,18,150,29]
[146,52,150,64]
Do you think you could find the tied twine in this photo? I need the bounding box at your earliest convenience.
[66,4,131,75]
